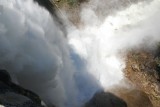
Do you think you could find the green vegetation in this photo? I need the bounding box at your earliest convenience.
[67,0,78,5]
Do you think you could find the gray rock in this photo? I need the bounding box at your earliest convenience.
[85,91,127,107]
[0,70,44,107]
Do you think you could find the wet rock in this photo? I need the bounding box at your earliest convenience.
[0,70,11,83]
[85,91,127,107]
[0,70,45,107]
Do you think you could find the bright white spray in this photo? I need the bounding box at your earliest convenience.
[69,0,160,90]
[0,0,160,107]
[0,0,78,107]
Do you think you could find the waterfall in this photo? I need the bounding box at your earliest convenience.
[0,0,160,107]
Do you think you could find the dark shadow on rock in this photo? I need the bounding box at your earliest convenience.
[0,69,46,107]
[0,69,11,83]
[34,0,55,14]
[85,91,127,107]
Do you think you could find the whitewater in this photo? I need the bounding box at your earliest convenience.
[0,0,160,107]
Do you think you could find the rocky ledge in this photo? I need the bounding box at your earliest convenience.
[0,70,45,107]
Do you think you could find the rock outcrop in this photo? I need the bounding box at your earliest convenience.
[109,87,153,107]
[0,70,45,107]
[125,50,160,107]
[85,91,127,107]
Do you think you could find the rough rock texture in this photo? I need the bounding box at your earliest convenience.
[110,87,153,107]
[0,70,44,107]
[85,91,127,107]
[125,50,160,107]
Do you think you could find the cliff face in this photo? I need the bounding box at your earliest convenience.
[125,50,160,107]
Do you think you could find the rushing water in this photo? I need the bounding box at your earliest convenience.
[0,0,160,107]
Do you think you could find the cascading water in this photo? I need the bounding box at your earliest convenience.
[68,0,160,89]
[0,0,78,106]
[0,0,160,107]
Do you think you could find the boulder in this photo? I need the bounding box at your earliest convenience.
[85,91,127,107]
[0,70,45,107]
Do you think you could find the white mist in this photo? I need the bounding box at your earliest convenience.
[0,0,160,107]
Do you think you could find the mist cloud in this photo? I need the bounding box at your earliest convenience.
[68,0,160,89]
[1,0,160,107]
[0,0,78,106]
